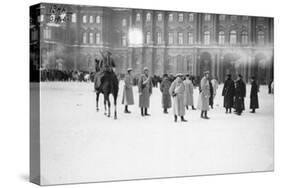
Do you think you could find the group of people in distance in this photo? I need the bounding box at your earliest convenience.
[121,66,260,122]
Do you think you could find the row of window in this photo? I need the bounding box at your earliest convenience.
[133,13,249,23]
[36,12,250,24]
[144,30,265,45]
[135,12,194,22]
[42,28,265,45]
[82,32,101,44]
[71,14,101,24]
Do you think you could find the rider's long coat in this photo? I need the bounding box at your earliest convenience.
[122,74,134,105]
[138,74,152,108]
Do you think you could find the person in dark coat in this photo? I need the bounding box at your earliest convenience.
[222,74,235,113]
[209,79,214,109]
[234,74,246,115]
[160,74,172,113]
[250,76,259,113]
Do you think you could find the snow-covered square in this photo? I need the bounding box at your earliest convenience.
[38,81,274,185]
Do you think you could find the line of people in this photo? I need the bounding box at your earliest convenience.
[121,67,260,122]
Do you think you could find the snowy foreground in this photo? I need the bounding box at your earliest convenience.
[38,81,274,185]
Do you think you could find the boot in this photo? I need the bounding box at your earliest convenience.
[144,108,150,116]
[163,108,168,114]
[250,109,255,113]
[174,115,177,122]
[192,106,196,110]
[181,116,187,122]
[204,111,210,119]
[200,111,204,118]
[124,105,131,113]
[225,108,228,113]
[229,108,232,113]
[186,106,189,110]
[141,108,144,116]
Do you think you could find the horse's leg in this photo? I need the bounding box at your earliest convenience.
[107,95,111,118]
[114,94,117,120]
[96,92,100,112]
[104,95,107,115]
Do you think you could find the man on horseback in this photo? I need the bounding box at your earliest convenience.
[94,50,116,90]
[94,50,119,119]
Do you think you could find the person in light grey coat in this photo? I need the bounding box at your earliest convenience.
[169,73,187,122]
[183,74,196,110]
[138,67,152,116]
[197,71,210,119]
[122,68,134,113]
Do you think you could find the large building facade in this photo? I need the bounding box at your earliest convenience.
[30,3,274,83]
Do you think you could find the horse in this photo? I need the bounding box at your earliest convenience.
[94,59,119,119]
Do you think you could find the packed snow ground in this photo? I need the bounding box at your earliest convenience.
[38,81,274,185]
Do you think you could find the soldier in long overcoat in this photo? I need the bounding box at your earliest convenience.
[222,74,235,113]
[183,74,196,110]
[197,71,210,119]
[160,74,172,113]
[234,74,246,115]
[169,73,187,122]
[138,67,152,116]
[250,76,259,113]
[122,68,134,113]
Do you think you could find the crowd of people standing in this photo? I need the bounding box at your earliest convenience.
[121,67,262,122]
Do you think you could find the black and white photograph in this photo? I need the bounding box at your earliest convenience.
[29,2,274,186]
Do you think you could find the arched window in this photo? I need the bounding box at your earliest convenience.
[230,16,237,21]
[188,32,193,44]
[204,31,210,45]
[241,31,248,44]
[89,32,94,44]
[257,31,265,44]
[178,13,184,22]
[82,15,87,23]
[230,30,237,44]
[204,14,211,21]
[146,32,151,44]
[89,16,94,23]
[71,13,76,23]
[95,15,101,24]
[218,31,225,44]
[178,32,183,44]
[122,18,127,26]
[168,32,174,44]
[157,13,162,21]
[169,13,173,22]
[82,32,87,43]
[189,13,194,22]
[136,13,141,22]
[219,15,226,21]
[157,32,162,44]
[95,32,101,44]
[146,13,151,22]
[43,27,51,39]
[122,35,127,46]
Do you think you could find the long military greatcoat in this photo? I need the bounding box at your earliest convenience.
[160,78,172,109]
[197,76,210,111]
[169,77,185,116]
[250,80,259,109]
[234,79,246,112]
[222,78,235,108]
[138,74,152,108]
[183,79,194,106]
[122,74,134,105]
